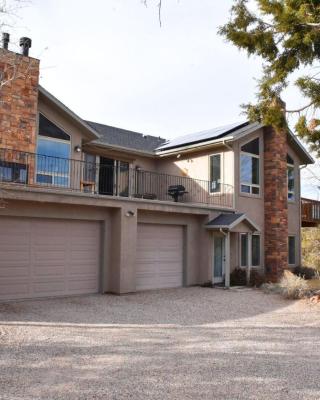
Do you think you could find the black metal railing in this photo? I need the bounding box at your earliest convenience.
[0,148,234,208]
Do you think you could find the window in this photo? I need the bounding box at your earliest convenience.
[210,154,221,193]
[0,161,27,184]
[287,154,295,201]
[288,236,296,265]
[252,234,260,267]
[240,233,260,267]
[83,153,96,182]
[240,138,260,195]
[240,234,248,267]
[36,114,71,187]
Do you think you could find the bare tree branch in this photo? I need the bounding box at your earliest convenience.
[286,102,315,114]
[158,0,162,27]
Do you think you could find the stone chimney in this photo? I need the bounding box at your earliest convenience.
[264,99,288,282]
[0,35,40,155]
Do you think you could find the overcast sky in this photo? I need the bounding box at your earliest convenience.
[8,0,320,199]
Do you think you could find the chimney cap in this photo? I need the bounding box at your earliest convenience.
[19,37,32,56]
[2,32,10,50]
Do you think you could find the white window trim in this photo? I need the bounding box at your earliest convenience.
[287,162,295,203]
[209,152,223,194]
[288,235,296,265]
[240,138,261,197]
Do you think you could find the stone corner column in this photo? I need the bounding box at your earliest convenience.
[264,125,288,282]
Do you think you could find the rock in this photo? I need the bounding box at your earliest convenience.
[310,295,320,303]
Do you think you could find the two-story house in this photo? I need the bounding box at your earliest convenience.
[0,37,314,301]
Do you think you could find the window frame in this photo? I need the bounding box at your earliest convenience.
[287,155,295,202]
[36,115,71,188]
[240,137,261,197]
[240,233,248,267]
[251,234,261,267]
[209,152,223,194]
[288,235,296,265]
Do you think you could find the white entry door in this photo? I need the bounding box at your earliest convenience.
[213,236,225,284]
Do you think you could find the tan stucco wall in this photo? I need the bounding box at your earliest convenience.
[233,129,265,270]
[0,188,225,294]
[155,145,234,187]
[232,128,303,269]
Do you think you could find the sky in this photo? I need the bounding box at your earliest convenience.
[6,0,320,199]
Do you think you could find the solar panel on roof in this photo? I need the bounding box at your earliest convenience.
[156,121,248,151]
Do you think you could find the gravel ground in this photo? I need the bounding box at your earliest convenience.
[0,287,320,400]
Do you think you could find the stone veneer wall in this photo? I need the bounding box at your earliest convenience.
[0,48,40,183]
[264,125,288,282]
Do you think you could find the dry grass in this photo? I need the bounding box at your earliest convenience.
[307,279,320,290]
[263,270,311,299]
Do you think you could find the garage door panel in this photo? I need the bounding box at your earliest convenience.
[67,278,98,292]
[32,265,65,277]
[0,266,30,278]
[136,224,183,291]
[32,280,66,294]
[0,281,29,297]
[0,217,101,300]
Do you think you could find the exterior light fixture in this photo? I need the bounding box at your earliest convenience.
[74,145,81,153]
[125,210,135,217]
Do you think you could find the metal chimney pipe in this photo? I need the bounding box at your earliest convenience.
[2,33,9,50]
[19,37,32,56]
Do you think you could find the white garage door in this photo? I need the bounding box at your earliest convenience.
[136,224,184,291]
[0,217,101,301]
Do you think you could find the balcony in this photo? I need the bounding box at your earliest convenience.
[0,148,234,208]
[301,198,320,227]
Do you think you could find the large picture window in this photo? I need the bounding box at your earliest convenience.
[210,154,221,193]
[240,138,260,195]
[36,114,71,187]
[287,154,295,201]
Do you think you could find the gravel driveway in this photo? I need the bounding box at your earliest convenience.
[0,287,320,400]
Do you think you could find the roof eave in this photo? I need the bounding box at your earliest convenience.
[287,129,314,165]
[155,136,234,157]
[38,86,100,141]
[85,141,157,158]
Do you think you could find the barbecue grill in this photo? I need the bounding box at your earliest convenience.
[168,185,188,202]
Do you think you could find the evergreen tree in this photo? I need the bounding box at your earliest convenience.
[219,0,320,156]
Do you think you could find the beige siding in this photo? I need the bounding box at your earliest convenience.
[0,217,101,300]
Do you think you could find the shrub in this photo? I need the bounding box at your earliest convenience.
[263,270,310,300]
[294,266,316,280]
[301,228,320,272]
[230,268,246,286]
[250,270,265,287]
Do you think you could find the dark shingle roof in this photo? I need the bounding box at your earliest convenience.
[86,121,166,153]
[206,213,244,227]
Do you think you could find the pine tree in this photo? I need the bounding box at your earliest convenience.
[219,0,320,156]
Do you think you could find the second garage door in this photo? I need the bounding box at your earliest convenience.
[0,217,101,301]
[136,224,184,291]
